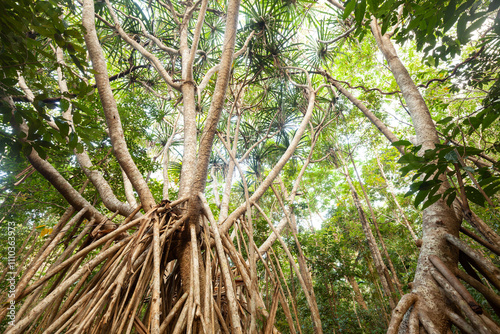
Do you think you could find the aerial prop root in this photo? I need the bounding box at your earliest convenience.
[386,293,417,334]
[388,247,500,334]
[427,249,499,334]
[445,233,500,290]
[5,199,190,334]
[7,194,294,333]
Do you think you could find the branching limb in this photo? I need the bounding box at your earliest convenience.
[112,7,178,55]
[325,0,345,11]
[282,66,311,89]
[318,69,404,154]
[137,80,172,100]
[198,32,255,94]
[102,0,181,91]
[83,0,156,210]
[221,87,316,235]
[187,0,208,69]
[188,0,242,200]
[21,70,134,217]
[317,26,356,44]
[157,0,181,24]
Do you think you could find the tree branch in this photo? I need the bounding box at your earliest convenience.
[83,0,156,210]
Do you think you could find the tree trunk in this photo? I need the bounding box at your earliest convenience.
[346,275,369,310]
[350,154,404,296]
[370,18,461,333]
[341,162,398,308]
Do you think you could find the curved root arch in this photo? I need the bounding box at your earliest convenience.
[0,197,312,334]
[388,232,500,334]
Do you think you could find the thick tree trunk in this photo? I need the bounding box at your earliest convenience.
[370,19,461,333]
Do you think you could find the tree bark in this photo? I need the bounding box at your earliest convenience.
[346,275,369,310]
[83,0,155,210]
[370,18,461,333]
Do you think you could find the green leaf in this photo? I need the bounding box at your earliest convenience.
[422,165,438,181]
[456,13,468,44]
[465,17,487,38]
[54,117,69,138]
[464,186,486,207]
[343,0,356,19]
[355,0,366,26]
[480,109,500,130]
[392,140,413,147]
[68,131,78,150]
[422,194,441,210]
[446,191,457,207]
[76,142,84,154]
[366,0,379,12]
[443,0,457,32]
[73,110,82,124]
[33,144,47,159]
[444,150,458,163]
[489,1,500,11]
[462,166,474,173]
[414,189,428,208]
[60,99,70,113]
[462,146,483,157]
[437,116,453,124]
[423,149,437,161]
[398,152,424,164]
[400,163,420,177]
[0,78,19,87]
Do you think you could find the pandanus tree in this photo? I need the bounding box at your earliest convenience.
[0,0,331,332]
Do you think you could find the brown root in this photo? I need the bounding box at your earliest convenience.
[386,293,418,334]
[430,266,493,334]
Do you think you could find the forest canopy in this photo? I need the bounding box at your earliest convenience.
[0,0,499,333]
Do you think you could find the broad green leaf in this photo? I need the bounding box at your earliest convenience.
[343,0,356,19]
[437,116,453,124]
[422,194,441,210]
[464,186,486,207]
[446,191,457,207]
[456,13,468,44]
[355,0,366,26]
[391,140,413,147]
[443,0,457,32]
